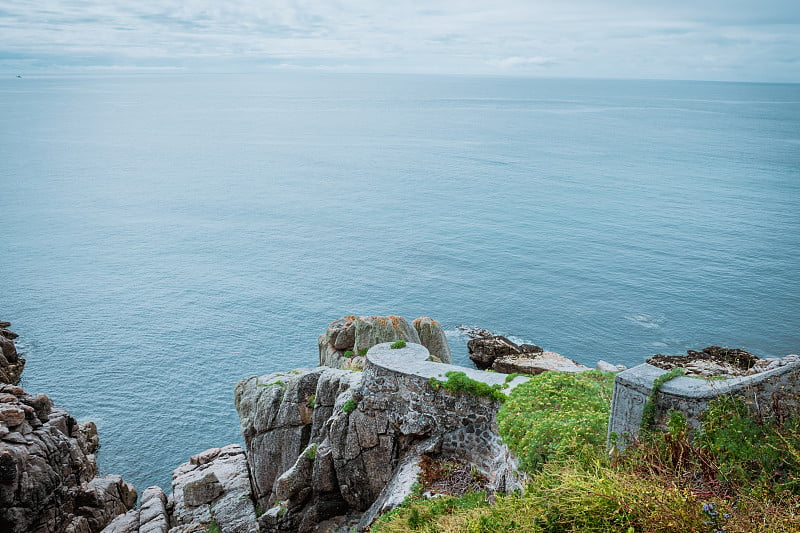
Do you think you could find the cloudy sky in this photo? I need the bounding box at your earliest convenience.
[1,0,798,81]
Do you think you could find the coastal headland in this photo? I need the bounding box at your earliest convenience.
[2,316,798,532]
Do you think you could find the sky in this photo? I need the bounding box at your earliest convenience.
[0,0,798,81]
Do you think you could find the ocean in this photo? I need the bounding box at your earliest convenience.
[1,72,798,491]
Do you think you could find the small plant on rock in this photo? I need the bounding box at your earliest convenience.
[342,398,357,414]
[390,340,407,349]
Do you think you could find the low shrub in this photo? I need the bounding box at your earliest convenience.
[428,371,506,403]
[390,340,407,349]
[498,370,615,471]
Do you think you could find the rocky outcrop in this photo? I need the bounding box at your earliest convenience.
[493,351,590,375]
[0,322,24,385]
[0,384,137,532]
[236,343,526,532]
[169,445,258,533]
[411,317,452,364]
[466,333,544,371]
[464,328,592,375]
[102,446,258,533]
[319,315,452,370]
[100,486,169,533]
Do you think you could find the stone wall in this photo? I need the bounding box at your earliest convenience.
[608,359,800,449]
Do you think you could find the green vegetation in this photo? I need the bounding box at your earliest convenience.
[307,393,316,408]
[373,370,800,533]
[641,367,686,428]
[390,340,407,349]
[342,398,357,414]
[358,348,368,356]
[497,370,615,471]
[428,371,507,403]
[205,506,221,533]
[304,443,318,460]
[344,350,355,358]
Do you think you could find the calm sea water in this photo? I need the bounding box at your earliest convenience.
[1,73,798,491]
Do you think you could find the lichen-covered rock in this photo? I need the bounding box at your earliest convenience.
[412,317,452,364]
[0,384,136,533]
[169,445,257,533]
[318,315,422,370]
[0,323,24,385]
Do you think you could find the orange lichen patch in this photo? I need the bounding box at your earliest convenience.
[413,316,439,326]
[388,315,402,327]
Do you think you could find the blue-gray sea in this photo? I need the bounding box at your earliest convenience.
[1,72,799,491]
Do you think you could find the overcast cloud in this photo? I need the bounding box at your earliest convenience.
[0,0,798,81]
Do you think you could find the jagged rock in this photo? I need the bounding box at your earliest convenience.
[493,351,590,375]
[170,444,257,533]
[100,485,170,533]
[318,315,422,369]
[0,384,136,533]
[182,472,224,507]
[0,323,24,385]
[467,335,521,369]
[412,317,452,364]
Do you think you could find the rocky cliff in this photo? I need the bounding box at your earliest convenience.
[3,316,535,533]
[235,341,526,532]
[0,322,25,385]
[0,323,137,532]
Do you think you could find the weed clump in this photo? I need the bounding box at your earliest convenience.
[390,340,407,349]
[428,371,507,403]
[342,398,357,414]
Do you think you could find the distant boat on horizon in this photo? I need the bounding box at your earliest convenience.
[16,75,22,78]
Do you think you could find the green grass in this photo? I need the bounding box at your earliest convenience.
[373,370,800,533]
[390,340,407,349]
[498,370,615,471]
[428,371,507,403]
[304,443,318,460]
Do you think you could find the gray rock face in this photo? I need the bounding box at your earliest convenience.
[412,317,452,364]
[100,486,170,533]
[318,315,423,370]
[236,343,525,533]
[169,445,258,533]
[0,384,136,533]
[0,323,25,385]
